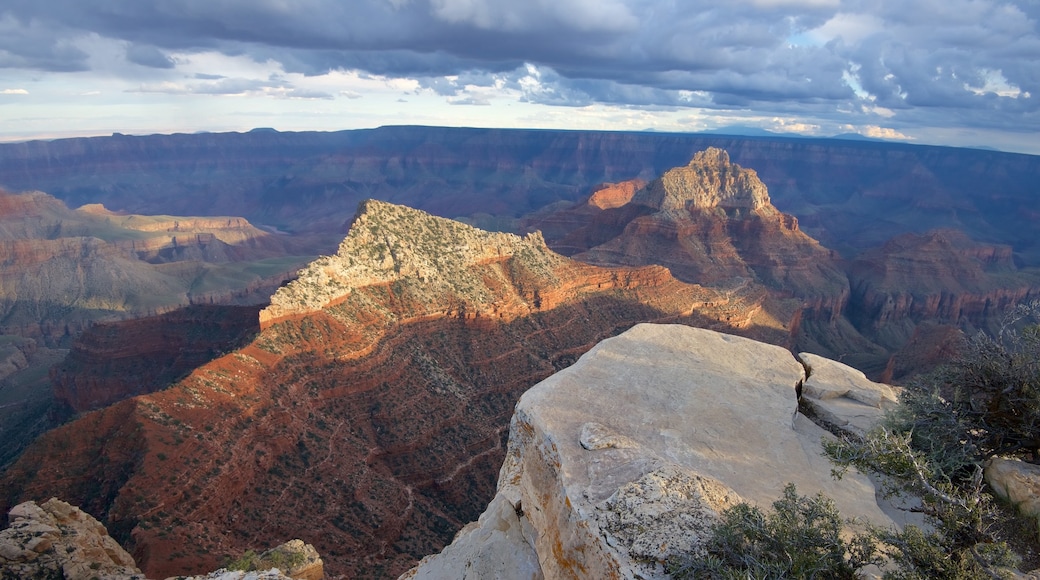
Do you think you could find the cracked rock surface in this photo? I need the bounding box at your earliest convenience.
[403,323,899,579]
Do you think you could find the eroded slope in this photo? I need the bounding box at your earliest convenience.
[0,200,783,578]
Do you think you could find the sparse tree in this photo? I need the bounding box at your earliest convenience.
[823,301,1040,579]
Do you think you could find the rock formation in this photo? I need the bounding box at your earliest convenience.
[0,189,316,343]
[0,498,322,580]
[986,458,1040,540]
[848,229,1040,349]
[1,201,784,579]
[403,324,901,579]
[530,148,849,322]
[528,152,1040,381]
[0,498,144,579]
[50,304,262,417]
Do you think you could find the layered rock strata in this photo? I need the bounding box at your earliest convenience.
[531,149,849,322]
[0,189,315,342]
[403,324,900,579]
[50,304,263,416]
[848,229,1040,348]
[1,201,783,579]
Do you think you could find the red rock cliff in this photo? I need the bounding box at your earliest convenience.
[0,201,785,579]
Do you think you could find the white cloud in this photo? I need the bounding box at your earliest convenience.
[840,124,914,140]
[0,0,1037,153]
[806,13,886,46]
[964,69,1027,98]
[744,0,838,7]
[1,88,29,95]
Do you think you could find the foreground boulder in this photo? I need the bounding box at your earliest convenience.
[0,498,144,580]
[986,458,1040,541]
[0,499,321,580]
[403,324,899,579]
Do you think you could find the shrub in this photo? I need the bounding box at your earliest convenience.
[667,483,878,579]
[821,303,1040,579]
[224,546,307,573]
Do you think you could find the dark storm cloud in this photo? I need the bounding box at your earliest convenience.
[2,0,1038,134]
[0,14,89,71]
[126,43,175,68]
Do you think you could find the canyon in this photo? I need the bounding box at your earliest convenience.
[1,127,1038,264]
[0,188,328,467]
[0,200,782,578]
[1,128,1039,577]
[0,189,322,343]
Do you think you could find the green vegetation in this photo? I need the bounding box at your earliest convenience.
[822,303,1040,578]
[669,303,1040,579]
[224,546,307,572]
[667,483,878,579]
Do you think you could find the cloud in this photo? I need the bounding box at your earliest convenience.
[1,88,29,95]
[448,96,490,105]
[131,77,282,96]
[0,0,1036,146]
[0,13,90,71]
[126,43,175,69]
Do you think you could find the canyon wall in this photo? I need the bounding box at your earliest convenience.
[1,127,1037,263]
[0,201,785,579]
[50,304,262,417]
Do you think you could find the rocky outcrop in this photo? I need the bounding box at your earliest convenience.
[0,498,143,579]
[536,148,849,322]
[798,352,900,436]
[986,458,1040,540]
[632,148,775,216]
[262,200,563,323]
[2,201,788,579]
[403,324,899,579]
[0,499,322,580]
[587,180,644,210]
[50,304,262,417]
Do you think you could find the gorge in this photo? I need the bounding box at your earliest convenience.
[1,129,1039,577]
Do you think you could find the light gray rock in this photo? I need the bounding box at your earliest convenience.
[403,324,902,579]
[400,494,542,580]
[0,498,144,580]
[986,457,1040,539]
[798,352,899,437]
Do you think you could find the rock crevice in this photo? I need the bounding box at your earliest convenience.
[404,324,901,579]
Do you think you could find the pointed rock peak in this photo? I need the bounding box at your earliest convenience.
[689,146,731,167]
[634,147,777,217]
[262,200,559,322]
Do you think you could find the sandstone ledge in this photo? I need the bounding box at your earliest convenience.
[404,323,899,579]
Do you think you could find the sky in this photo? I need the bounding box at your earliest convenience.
[1,0,1038,154]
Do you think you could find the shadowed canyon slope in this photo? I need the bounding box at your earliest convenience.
[50,304,263,417]
[0,201,788,579]
[1,127,1038,263]
[0,189,325,469]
